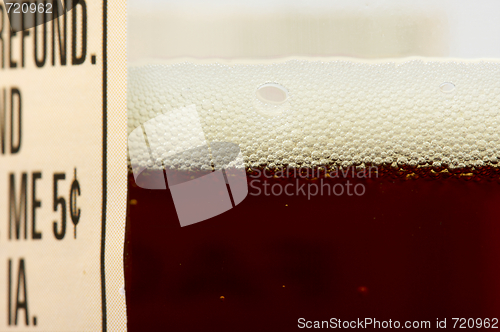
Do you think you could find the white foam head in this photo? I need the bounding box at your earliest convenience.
[128,59,500,171]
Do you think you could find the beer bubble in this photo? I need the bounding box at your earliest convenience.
[357,286,368,295]
[440,82,455,93]
[256,83,288,104]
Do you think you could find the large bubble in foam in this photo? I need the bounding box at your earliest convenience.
[127,59,500,171]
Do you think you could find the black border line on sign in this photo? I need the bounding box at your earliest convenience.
[101,0,108,330]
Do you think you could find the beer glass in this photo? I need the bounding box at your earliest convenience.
[126,1,500,330]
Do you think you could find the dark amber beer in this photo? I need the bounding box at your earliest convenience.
[125,60,500,331]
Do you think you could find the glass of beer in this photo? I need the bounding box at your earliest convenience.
[126,1,500,330]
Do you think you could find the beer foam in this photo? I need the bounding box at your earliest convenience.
[127,58,500,172]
